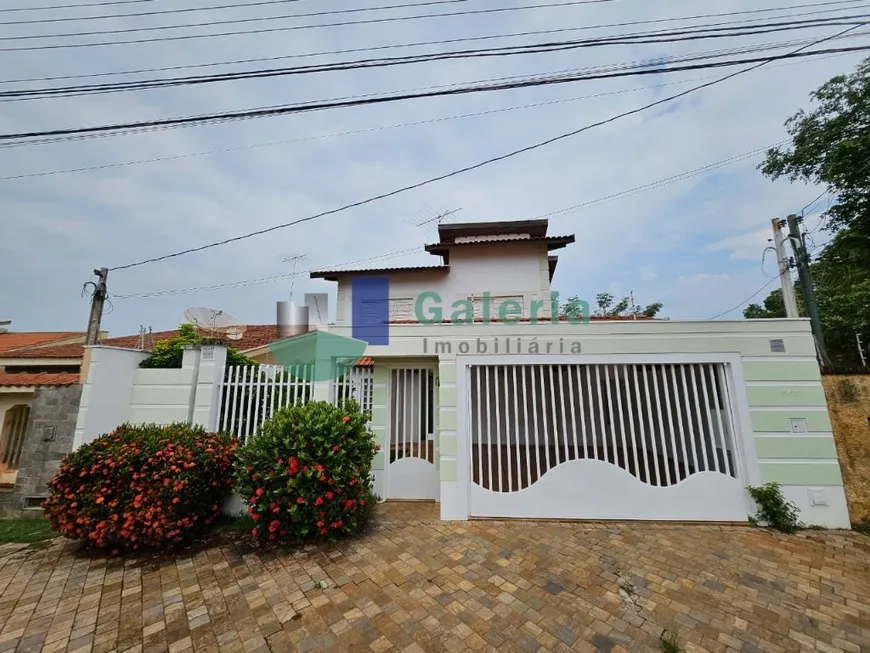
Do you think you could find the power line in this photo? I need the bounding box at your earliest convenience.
[6,44,869,145]
[114,141,790,299]
[4,0,861,85]
[0,0,374,25]
[709,278,779,319]
[6,16,868,101]
[114,248,422,298]
[0,0,612,45]
[6,51,834,181]
[105,24,866,272]
[0,0,154,13]
[0,0,858,51]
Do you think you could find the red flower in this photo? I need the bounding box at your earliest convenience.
[333,445,341,452]
[251,528,258,537]
[314,497,324,506]
[341,416,350,423]
[251,513,261,521]
[326,491,334,500]
[255,488,264,497]
[296,497,305,505]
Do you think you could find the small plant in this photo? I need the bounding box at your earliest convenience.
[43,423,236,551]
[658,629,684,653]
[747,482,802,534]
[235,400,378,543]
[803,524,828,531]
[853,521,870,535]
[837,379,860,403]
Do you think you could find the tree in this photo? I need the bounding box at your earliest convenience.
[760,58,870,235]
[743,288,805,320]
[139,323,256,370]
[754,57,870,367]
[561,293,663,319]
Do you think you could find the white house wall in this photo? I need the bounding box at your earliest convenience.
[333,242,553,324]
[327,318,849,527]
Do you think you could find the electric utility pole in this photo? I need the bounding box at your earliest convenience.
[85,268,108,345]
[771,218,799,318]
[786,214,831,368]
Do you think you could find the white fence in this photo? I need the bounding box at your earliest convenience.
[217,363,374,442]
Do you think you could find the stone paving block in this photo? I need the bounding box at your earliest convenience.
[1,504,869,652]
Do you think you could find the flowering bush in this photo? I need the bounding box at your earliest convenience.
[43,423,236,551]
[235,400,378,543]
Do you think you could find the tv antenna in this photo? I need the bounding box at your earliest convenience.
[183,307,247,341]
[282,253,308,301]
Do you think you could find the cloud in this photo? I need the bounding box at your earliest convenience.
[0,0,861,333]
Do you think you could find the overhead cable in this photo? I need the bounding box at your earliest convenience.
[4,0,864,85]
[0,0,612,45]
[5,16,868,101]
[102,24,865,271]
[0,0,859,51]
[5,44,869,145]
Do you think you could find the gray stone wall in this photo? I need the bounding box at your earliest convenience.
[1,384,82,517]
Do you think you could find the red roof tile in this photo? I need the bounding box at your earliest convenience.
[1,325,282,359]
[0,331,84,352]
[0,372,79,387]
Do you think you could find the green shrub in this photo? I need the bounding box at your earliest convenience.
[235,400,378,543]
[139,323,255,370]
[43,423,236,551]
[747,482,802,534]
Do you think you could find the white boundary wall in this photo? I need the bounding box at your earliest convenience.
[74,344,227,448]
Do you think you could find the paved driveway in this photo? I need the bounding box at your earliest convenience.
[0,503,868,653]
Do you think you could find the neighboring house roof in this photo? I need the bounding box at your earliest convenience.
[437,219,550,242]
[425,235,575,258]
[309,265,449,281]
[0,372,79,387]
[1,325,283,359]
[0,331,84,352]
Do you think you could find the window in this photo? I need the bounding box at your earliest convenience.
[0,404,31,472]
[469,295,524,320]
[389,298,415,321]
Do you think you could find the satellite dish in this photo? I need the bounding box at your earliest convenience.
[183,307,247,341]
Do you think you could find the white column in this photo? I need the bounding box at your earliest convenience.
[190,345,228,430]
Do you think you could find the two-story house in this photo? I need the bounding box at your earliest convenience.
[305,218,848,528]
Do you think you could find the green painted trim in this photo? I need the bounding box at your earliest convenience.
[758,462,843,486]
[371,386,387,406]
[373,367,389,384]
[440,433,457,456]
[754,436,838,459]
[438,362,456,384]
[742,360,821,382]
[439,408,457,431]
[370,406,386,429]
[750,410,831,433]
[439,385,457,409]
[746,385,827,407]
[372,451,385,471]
[440,458,457,481]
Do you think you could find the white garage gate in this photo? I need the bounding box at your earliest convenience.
[459,356,752,522]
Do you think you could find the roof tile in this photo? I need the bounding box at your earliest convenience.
[0,372,79,387]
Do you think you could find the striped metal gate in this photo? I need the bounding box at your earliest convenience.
[466,362,748,521]
[387,367,438,500]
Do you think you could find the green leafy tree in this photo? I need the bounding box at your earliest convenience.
[139,323,256,369]
[755,57,870,366]
[561,293,663,319]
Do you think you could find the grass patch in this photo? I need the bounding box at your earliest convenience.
[0,518,56,544]
[658,630,683,653]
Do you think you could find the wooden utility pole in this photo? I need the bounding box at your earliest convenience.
[786,215,831,368]
[85,268,109,345]
[771,218,799,318]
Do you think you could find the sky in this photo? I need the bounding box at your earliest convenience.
[0,0,866,335]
